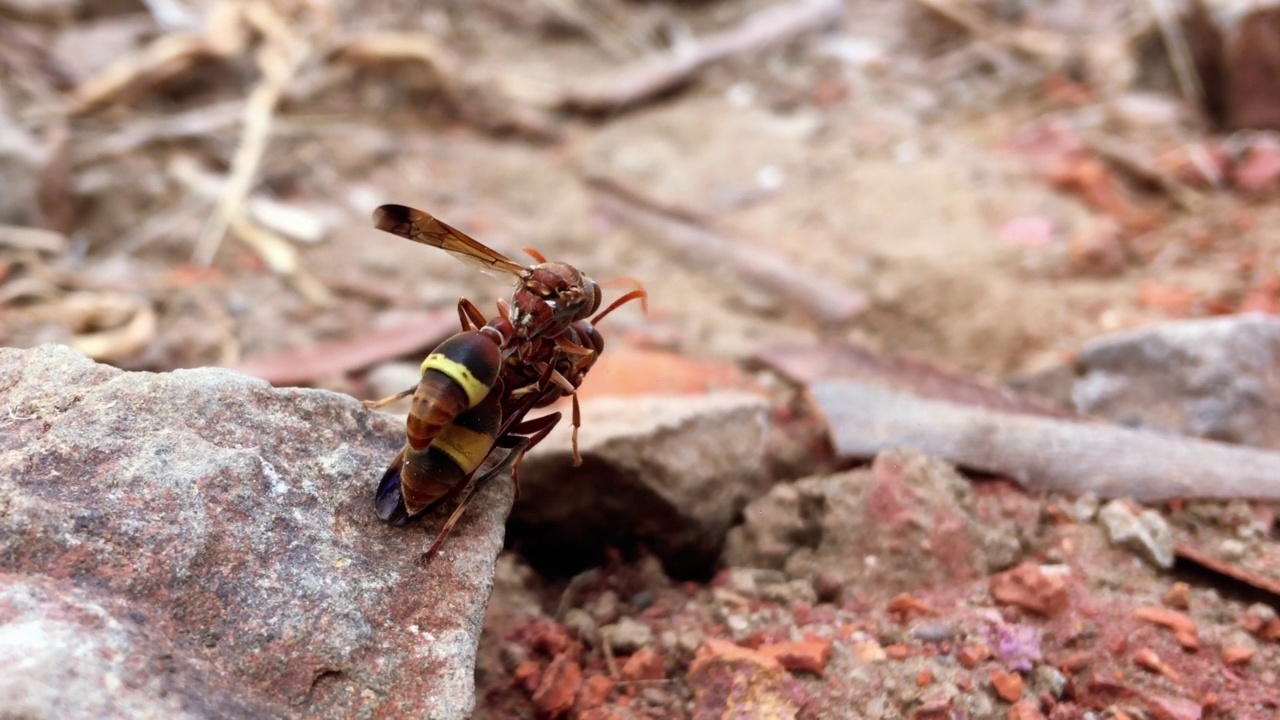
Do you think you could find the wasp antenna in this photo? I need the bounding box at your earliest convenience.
[522,247,547,263]
[592,287,648,324]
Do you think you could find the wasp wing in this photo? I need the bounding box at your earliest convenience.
[372,204,526,277]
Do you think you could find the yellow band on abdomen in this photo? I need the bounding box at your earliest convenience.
[421,353,489,408]
[432,423,496,474]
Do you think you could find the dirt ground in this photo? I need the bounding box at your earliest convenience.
[3,0,1279,718]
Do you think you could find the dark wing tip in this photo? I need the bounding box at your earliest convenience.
[372,204,415,233]
[374,463,413,525]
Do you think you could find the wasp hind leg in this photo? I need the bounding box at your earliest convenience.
[420,435,530,563]
[418,412,562,563]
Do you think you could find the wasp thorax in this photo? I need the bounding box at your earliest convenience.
[512,263,597,337]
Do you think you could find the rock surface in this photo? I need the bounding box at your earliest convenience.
[1019,315,1280,449]
[0,344,511,719]
[511,392,770,579]
[724,450,1028,599]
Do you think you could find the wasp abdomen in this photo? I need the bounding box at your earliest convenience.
[401,391,504,515]
[405,331,502,450]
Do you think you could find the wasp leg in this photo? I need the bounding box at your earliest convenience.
[363,385,418,410]
[457,297,488,330]
[503,412,561,499]
[543,369,583,466]
[554,333,595,356]
[420,435,532,563]
[570,391,583,466]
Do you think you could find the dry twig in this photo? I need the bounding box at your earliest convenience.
[554,0,843,114]
[170,155,332,304]
[812,380,1280,502]
[192,1,310,267]
[1082,134,1204,212]
[0,225,67,254]
[586,173,869,327]
[905,0,1068,64]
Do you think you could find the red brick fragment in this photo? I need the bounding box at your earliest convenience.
[1140,691,1202,720]
[756,637,833,676]
[887,593,935,617]
[1007,698,1047,720]
[621,648,666,681]
[1222,645,1256,665]
[575,674,614,713]
[689,638,783,675]
[687,638,805,719]
[990,669,1024,702]
[885,643,909,660]
[1132,606,1200,650]
[917,668,933,687]
[531,654,582,719]
[514,660,542,695]
[1057,651,1091,673]
[990,564,1070,617]
[958,644,993,669]
[1133,648,1181,682]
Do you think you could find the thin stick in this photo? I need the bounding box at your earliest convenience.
[556,0,842,114]
[812,380,1280,502]
[587,173,868,327]
[192,5,307,266]
[1148,0,1204,111]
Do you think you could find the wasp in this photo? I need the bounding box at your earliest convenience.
[364,204,645,558]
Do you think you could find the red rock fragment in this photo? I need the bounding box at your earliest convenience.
[756,637,833,676]
[689,639,783,674]
[1140,691,1203,720]
[514,660,542,695]
[917,668,933,687]
[1007,698,1047,720]
[1222,645,1255,665]
[958,644,993,669]
[1057,651,1092,674]
[527,619,573,656]
[912,697,955,719]
[1133,648,1181,682]
[687,639,806,719]
[989,564,1070,617]
[990,669,1024,702]
[885,643,909,660]
[575,674,614,713]
[1262,618,1280,642]
[1233,140,1280,195]
[621,648,665,681]
[887,593,935,618]
[1132,606,1200,649]
[531,654,582,719]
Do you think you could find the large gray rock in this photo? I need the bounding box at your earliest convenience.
[0,344,510,719]
[1069,314,1280,449]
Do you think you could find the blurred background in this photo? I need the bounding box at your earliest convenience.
[1,0,1278,393]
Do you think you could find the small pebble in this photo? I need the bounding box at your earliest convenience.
[911,622,956,644]
[590,590,621,625]
[563,608,599,646]
[1099,500,1174,568]
[601,617,653,654]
